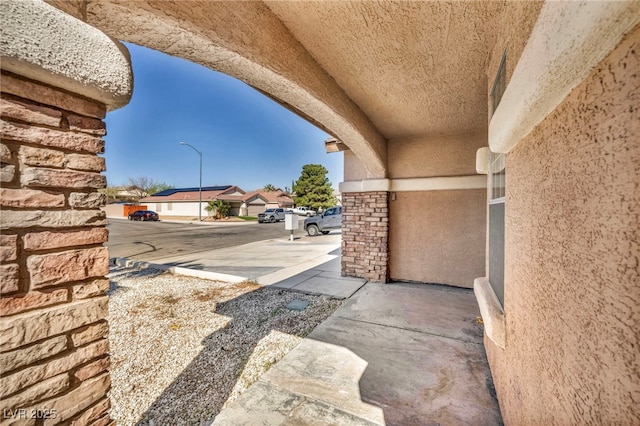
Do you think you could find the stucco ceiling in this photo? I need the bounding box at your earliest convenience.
[46,0,508,175]
[265,1,503,140]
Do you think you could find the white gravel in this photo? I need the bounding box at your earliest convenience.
[107,266,343,425]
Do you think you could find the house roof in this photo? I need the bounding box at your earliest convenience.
[151,185,232,197]
[141,185,241,202]
[140,186,294,205]
[245,190,294,206]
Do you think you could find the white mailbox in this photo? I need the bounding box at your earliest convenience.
[285,212,299,230]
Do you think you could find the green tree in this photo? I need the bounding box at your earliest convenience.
[263,183,281,192]
[205,200,230,219]
[292,164,335,210]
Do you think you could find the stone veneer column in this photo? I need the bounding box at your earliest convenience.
[0,1,131,424]
[0,72,113,425]
[341,191,390,282]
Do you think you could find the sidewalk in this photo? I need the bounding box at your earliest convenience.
[112,232,366,299]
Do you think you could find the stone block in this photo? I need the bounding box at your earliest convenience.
[0,73,106,119]
[21,167,106,189]
[68,192,106,208]
[73,356,110,381]
[0,335,68,372]
[0,188,65,208]
[36,373,111,426]
[1,120,104,153]
[0,263,20,294]
[0,373,69,410]
[23,228,108,251]
[69,398,110,426]
[19,146,65,168]
[0,234,18,262]
[1,163,16,183]
[0,97,62,127]
[72,279,110,301]
[65,154,106,172]
[0,209,106,230]
[71,321,108,347]
[1,142,13,162]
[27,247,109,288]
[0,297,108,351]
[0,339,108,398]
[0,288,68,317]
[67,114,106,136]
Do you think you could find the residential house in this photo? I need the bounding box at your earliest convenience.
[139,186,294,217]
[1,1,637,424]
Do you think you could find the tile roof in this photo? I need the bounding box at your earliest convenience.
[140,187,294,206]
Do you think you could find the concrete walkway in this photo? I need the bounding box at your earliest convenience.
[213,282,501,425]
[111,232,367,299]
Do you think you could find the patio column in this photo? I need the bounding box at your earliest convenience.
[340,181,390,283]
[0,1,132,424]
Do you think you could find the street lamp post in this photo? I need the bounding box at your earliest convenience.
[179,142,203,222]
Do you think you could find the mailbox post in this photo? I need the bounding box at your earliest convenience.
[284,212,299,241]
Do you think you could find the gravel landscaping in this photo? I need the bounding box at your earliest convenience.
[107,266,344,425]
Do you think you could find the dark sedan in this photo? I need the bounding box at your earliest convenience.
[127,210,159,221]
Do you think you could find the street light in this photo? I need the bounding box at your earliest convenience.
[179,141,203,222]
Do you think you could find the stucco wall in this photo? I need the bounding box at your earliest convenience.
[387,133,485,179]
[389,190,486,288]
[485,1,544,98]
[486,25,640,424]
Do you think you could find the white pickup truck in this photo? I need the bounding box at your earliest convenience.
[291,206,315,216]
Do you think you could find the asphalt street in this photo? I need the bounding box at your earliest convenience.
[105,218,308,261]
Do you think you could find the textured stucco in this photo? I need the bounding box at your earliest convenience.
[0,0,132,110]
[389,190,486,288]
[490,1,640,154]
[388,133,486,179]
[486,25,640,424]
[267,1,501,140]
[485,1,544,99]
[74,0,387,177]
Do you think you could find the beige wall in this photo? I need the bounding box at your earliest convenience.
[485,1,544,98]
[389,190,485,288]
[343,151,373,181]
[486,25,640,424]
[388,133,485,179]
[385,132,486,287]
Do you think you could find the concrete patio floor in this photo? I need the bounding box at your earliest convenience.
[212,282,502,425]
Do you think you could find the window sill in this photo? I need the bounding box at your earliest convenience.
[473,277,505,349]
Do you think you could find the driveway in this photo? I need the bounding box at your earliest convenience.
[106,217,308,261]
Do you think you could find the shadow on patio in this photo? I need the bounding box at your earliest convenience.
[213,282,502,425]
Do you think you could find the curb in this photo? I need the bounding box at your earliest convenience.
[110,257,249,283]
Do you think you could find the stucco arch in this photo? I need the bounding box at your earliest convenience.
[48,0,387,178]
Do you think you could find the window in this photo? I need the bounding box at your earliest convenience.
[490,51,507,118]
[167,202,173,211]
[488,53,507,307]
[488,152,505,306]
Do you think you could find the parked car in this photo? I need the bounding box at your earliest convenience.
[291,206,315,216]
[127,210,159,221]
[258,208,287,223]
[304,206,342,236]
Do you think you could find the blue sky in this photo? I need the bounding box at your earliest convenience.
[103,42,343,192]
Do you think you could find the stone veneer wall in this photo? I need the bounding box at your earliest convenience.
[341,191,389,282]
[0,72,112,425]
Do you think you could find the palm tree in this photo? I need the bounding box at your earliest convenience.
[205,200,230,219]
